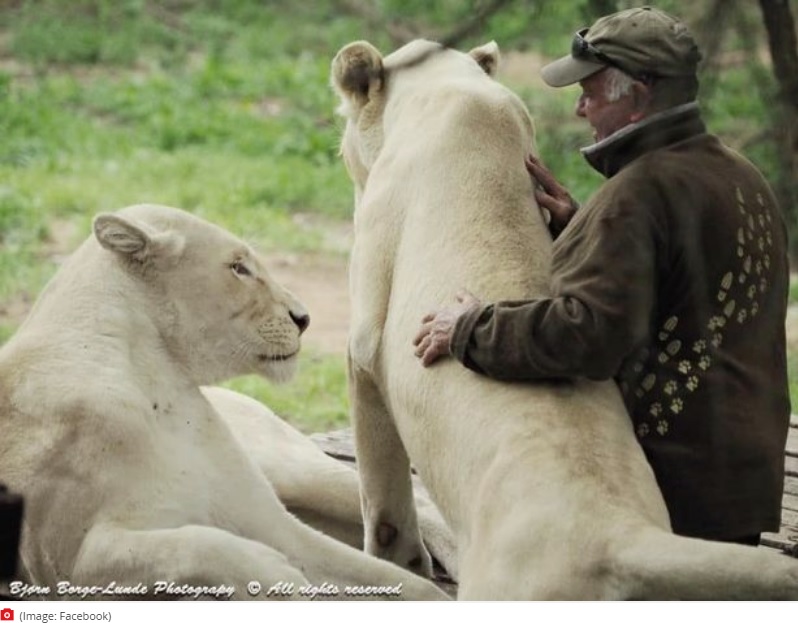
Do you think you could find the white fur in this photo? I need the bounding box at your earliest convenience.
[331,39,798,599]
[206,386,458,578]
[0,203,448,600]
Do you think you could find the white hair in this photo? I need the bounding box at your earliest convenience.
[603,67,636,102]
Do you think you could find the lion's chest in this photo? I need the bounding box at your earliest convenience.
[129,399,262,517]
[22,387,261,534]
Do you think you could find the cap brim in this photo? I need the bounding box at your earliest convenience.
[541,54,606,87]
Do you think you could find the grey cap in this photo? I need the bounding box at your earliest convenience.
[541,6,702,87]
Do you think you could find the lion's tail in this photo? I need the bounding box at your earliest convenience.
[615,528,798,600]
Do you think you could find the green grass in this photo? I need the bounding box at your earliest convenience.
[0,1,364,432]
[1,0,796,431]
[223,352,351,434]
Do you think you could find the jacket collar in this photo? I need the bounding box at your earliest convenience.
[580,101,706,178]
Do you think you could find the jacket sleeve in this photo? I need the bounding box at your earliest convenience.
[450,193,658,381]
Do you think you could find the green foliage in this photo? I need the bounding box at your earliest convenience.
[789,279,798,306]
[789,352,798,413]
[704,66,781,191]
[0,0,796,429]
[0,186,56,301]
[0,0,372,433]
[9,0,185,66]
[223,352,350,434]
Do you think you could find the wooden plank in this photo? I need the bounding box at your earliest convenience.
[312,429,356,463]
[763,497,798,555]
[780,506,798,529]
[783,492,798,513]
[754,417,796,555]
[761,530,798,556]
[314,430,798,464]
[313,429,798,477]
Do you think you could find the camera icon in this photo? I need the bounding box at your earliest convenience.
[0,608,14,621]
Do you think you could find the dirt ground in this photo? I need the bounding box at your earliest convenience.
[7,245,798,359]
[264,252,798,358]
[264,252,351,356]
[267,260,798,364]
[4,230,798,359]
[0,222,355,357]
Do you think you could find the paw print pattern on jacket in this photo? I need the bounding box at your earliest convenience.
[630,186,776,439]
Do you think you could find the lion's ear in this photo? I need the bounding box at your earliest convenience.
[331,40,384,113]
[93,213,184,265]
[469,41,500,77]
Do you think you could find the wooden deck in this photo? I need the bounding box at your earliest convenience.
[311,413,798,557]
[765,413,798,555]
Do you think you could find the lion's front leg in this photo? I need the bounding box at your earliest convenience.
[349,357,432,577]
[73,523,308,600]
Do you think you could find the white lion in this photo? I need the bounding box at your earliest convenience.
[331,39,798,599]
[211,386,457,576]
[0,203,449,600]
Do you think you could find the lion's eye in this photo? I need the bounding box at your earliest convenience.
[230,261,252,277]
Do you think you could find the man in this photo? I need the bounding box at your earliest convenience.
[413,6,790,544]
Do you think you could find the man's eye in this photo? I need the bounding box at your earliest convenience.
[231,262,252,277]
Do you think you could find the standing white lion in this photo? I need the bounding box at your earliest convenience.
[0,204,448,600]
[331,38,798,599]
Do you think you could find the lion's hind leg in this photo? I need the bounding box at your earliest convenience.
[206,385,458,579]
[613,527,798,600]
[349,359,432,577]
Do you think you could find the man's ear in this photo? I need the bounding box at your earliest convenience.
[331,41,384,114]
[469,41,500,77]
[93,213,185,266]
[630,81,654,121]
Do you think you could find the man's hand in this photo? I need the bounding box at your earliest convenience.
[525,154,578,234]
[413,290,481,367]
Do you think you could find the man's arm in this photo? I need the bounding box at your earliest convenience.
[447,193,658,382]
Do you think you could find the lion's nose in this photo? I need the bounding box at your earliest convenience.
[290,311,310,335]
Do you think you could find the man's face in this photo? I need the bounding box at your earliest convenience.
[575,69,639,142]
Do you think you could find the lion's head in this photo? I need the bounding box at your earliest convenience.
[331,39,501,196]
[90,204,309,386]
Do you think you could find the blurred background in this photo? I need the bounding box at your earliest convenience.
[1,0,796,432]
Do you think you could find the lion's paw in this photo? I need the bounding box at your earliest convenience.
[367,521,433,578]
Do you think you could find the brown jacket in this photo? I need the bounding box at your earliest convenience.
[451,102,791,539]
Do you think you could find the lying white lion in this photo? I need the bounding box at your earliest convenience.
[211,386,457,577]
[0,204,449,600]
[331,39,798,599]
